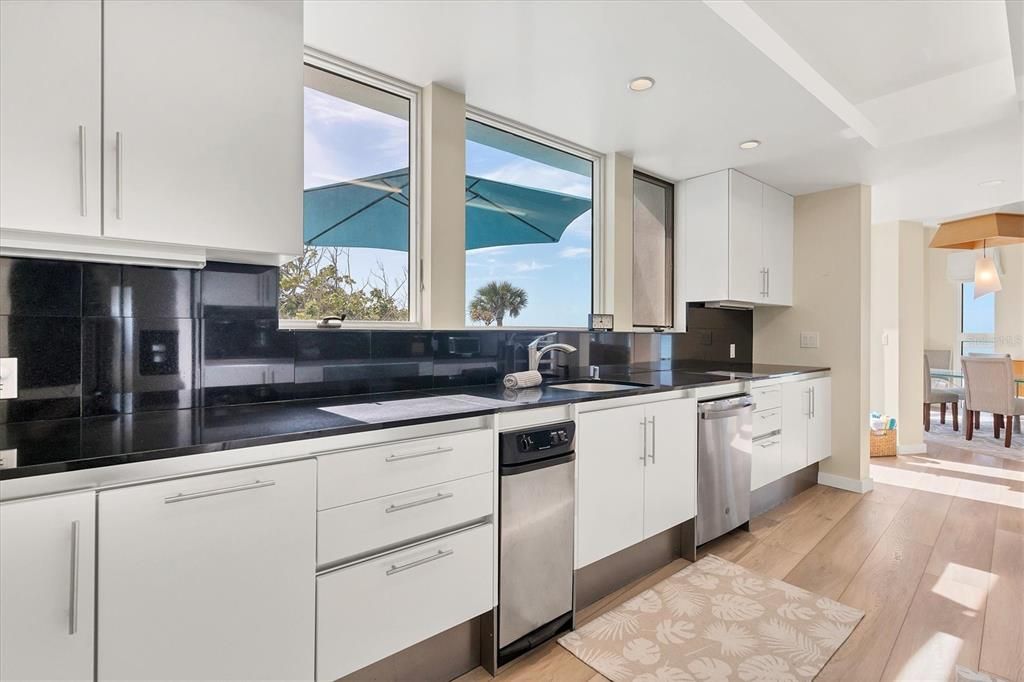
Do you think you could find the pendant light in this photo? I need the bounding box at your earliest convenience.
[973,239,1002,299]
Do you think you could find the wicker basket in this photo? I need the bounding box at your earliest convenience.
[870,428,897,457]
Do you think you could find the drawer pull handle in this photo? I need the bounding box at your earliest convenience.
[386,548,454,576]
[68,520,80,635]
[758,440,779,448]
[385,491,454,514]
[164,480,275,504]
[385,446,454,463]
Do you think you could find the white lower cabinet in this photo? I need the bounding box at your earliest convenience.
[96,460,316,681]
[316,522,494,681]
[781,377,832,476]
[577,397,697,568]
[751,436,782,491]
[0,491,96,681]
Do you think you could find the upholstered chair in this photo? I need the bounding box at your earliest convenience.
[961,355,1024,448]
[924,353,963,432]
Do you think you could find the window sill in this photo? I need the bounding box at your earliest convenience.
[278,319,422,331]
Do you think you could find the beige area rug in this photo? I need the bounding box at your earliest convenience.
[559,555,864,682]
[925,409,1023,459]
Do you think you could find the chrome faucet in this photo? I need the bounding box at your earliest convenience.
[527,334,578,373]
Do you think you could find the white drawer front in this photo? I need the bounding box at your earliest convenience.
[753,407,782,437]
[318,472,493,566]
[316,523,493,681]
[751,384,782,412]
[317,429,493,510]
[751,436,782,491]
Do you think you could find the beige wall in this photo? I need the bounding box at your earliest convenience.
[897,222,925,450]
[754,185,872,485]
[994,243,1024,358]
[922,227,961,364]
[870,222,900,417]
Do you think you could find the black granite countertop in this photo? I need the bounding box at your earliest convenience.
[0,363,827,480]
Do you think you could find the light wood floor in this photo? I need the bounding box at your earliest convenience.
[459,439,1024,682]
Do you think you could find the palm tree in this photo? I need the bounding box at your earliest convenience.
[469,281,528,327]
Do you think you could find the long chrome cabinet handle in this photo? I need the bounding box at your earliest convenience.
[68,520,80,635]
[766,267,770,298]
[810,387,815,418]
[78,126,87,217]
[386,548,453,576]
[164,479,275,504]
[640,419,648,464]
[648,416,656,463]
[115,131,125,219]
[385,446,453,463]
[385,491,453,514]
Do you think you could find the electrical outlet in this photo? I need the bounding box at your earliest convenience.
[0,357,17,399]
[800,332,820,349]
[729,343,736,359]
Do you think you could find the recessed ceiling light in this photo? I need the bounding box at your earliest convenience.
[628,76,655,92]
[978,179,1004,187]
[739,140,761,150]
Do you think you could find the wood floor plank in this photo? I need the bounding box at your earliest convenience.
[816,507,942,681]
[762,486,861,555]
[733,539,804,579]
[884,489,954,548]
[784,497,904,600]
[697,527,758,562]
[879,566,989,681]
[980,529,1024,682]
[924,497,998,589]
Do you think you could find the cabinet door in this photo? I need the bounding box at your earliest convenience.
[0,0,101,236]
[684,171,730,302]
[762,184,794,305]
[780,381,810,476]
[97,460,315,680]
[727,170,764,303]
[102,1,302,256]
[807,377,832,463]
[576,405,646,568]
[0,492,96,681]
[643,397,697,538]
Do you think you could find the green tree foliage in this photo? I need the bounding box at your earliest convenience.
[468,281,528,327]
[279,247,408,321]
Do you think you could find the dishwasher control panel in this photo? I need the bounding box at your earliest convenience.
[499,421,576,467]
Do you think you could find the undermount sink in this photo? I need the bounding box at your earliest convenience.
[546,381,649,393]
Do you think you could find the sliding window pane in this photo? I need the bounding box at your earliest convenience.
[281,66,412,322]
[464,120,593,328]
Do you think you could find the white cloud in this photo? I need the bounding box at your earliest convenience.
[513,260,550,272]
[476,158,592,199]
[559,247,591,259]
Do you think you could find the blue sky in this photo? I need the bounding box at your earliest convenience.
[962,282,995,333]
[303,85,593,327]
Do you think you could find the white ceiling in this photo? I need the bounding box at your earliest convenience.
[304,0,1024,225]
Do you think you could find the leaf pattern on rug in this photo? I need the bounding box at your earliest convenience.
[687,656,732,682]
[688,573,720,590]
[623,637,662,665]
[558,555,863,682]
[815,597,863,623]
[757,619,823,664]
[625,589,664,613]
[704,622,757,657]
[582,610,640,640]
[776,602,815,621]
[710,593,765,621]
[656,619,697,645]
[737,654,797,682]
[660,581,707,617]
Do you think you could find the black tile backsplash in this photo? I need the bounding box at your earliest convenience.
[0,257,753,423]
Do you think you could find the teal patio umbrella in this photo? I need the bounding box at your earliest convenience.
[303,169,591,251]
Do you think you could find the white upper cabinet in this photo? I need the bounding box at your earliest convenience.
[0,0,302,266]
[684,169,793,306]
[0,1,102,237]
[0,491,96,681]
[102,0,302,258]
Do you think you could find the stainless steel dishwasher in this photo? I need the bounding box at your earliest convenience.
[697,395,754,545]
[496,421,576,668]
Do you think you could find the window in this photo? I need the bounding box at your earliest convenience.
[464,118,594,328]
[280,64,416,324]
[960,282,996,356]
[632,171,674,329]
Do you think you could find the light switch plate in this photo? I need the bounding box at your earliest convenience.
[729,343,736,359]
[588,313,614,331]
[0,357,17,399]
[800,332,820,349]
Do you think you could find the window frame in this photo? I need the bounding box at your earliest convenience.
[631,168,675,330]
[463,106,604,331]
[280,48,422,330]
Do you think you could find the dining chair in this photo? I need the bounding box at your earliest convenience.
[923,353,962,432]
[925,349,954,390]
[961,355,1024,448]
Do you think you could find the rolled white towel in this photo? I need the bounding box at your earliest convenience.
[503,370,542,389]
